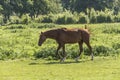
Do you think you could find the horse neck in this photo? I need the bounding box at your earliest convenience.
[44,30,58,39]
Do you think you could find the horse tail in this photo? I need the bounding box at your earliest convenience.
[85,25,87,29]
[84,25,92,36]
[84,25,89,32]
[84,25,94,37]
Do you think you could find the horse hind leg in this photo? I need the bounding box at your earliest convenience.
[84,40,94,60]
[75,41,83,62]
[60,45,67,63]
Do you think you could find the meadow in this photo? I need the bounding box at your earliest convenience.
[0,23,120,80]
[0,23,120,60]
[0,57,120,80]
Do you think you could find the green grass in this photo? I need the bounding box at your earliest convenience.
[0,57,120,80]
[0,23,120,59]
[0,23,120,80]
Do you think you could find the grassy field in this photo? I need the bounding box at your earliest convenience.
[0,23,120,60]
[0,23,120,80]
[0,57,120,80]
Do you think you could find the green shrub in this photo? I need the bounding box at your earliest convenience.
[34,47,56,59]
[0,15,4,25]
[114,13,120,22]
[93,45,114,56]
[34,16,43,23]
[9,16,20,24]
[0,48,17,60]
[113,43,120,50]
[21,14,31,24]
[56,11,77,24]
[96,11,107,23]
[4,24,26,29]
[105,8,114,23]
[106,15,114,23]
[56,15,66,24]
[66,16,76,24]
[42,16,53,23]
[89,8,97,23]
[78,12,89,23]
[37,23,56,28]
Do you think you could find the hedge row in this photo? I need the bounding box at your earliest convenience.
[0,8,120,25]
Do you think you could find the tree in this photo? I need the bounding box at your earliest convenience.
[61,0,120,14]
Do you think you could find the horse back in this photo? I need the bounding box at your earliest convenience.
[57,28,82,43]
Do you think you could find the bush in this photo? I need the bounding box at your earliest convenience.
[0,48,17,60]
[56,15,66,24]
[78,12,89,23]
[9,16,20,24]
[37,23,56,28]
[42,16,53,23]
[56,11,77,24]
[41,16,53,23]
[0,15,4,25]
[93,45,114,56]
[21,14,31,24]
[106,15,114,23]
[34,15,43,23]
[113,43,120,50]
[96,11,106,23]
[88,8,97,23]
[66,16,76,24]
[114,13,120,22]
[4,24,26,29]
[34,47,56,59]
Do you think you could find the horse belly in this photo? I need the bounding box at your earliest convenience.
[66,38,80,43]
[61,36,81,43]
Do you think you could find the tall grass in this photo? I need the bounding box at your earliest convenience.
[0,23,120,60]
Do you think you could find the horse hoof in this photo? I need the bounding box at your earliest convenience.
[60,58,66,63]
[75,57,80,62]
[91,58,94,61]
[60,60,64,63]
[75,58,79,62]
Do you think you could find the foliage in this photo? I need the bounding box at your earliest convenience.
[56,11,77,24]
[114,12,120,22]
[0,15,4,25]
[0,23,120,60]
[78,12,89,24]
[61,0,120,13]
[4,24,26,29]
[9,15,20,24]
[88,8,97,23]
[0,0,120,24]
[21,14,31,24]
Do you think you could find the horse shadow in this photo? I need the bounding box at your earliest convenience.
[28,60,90,65]
[44,60,91,65]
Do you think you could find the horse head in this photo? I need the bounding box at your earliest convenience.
[38,32,46,46]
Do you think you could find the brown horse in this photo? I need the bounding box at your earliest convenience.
[38,26,94,62]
